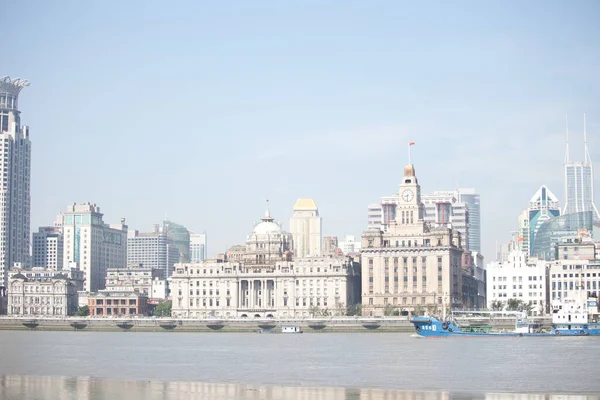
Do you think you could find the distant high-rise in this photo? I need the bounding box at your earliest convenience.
[162,220,190,262]
[289,198,322,258]
[62,203,128,292]
[190,232,208,263]
[127,227,180,278]
[522,185,561,256]
[563,115,600,221]
[0,77,31,286]
[32,226,63,270]
[456,189,481,253]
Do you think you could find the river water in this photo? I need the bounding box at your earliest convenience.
[0,331,598,398]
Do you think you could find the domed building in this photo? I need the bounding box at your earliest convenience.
[244,206,293,266]
[169,203,361,319]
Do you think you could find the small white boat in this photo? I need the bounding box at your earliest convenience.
[281,325,303,334]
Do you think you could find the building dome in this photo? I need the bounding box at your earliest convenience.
[252,208,282,235]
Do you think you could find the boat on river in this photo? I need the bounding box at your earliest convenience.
[410,291,600,337]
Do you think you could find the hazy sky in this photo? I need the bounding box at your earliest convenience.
[3,1,599,260]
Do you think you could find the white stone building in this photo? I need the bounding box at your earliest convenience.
[62,203,128,292]
[7,274,78,316]
[105,266,164,297]
[170,206,360,318]
[0,77,32,286]
[289,198,322,258]
[486,250,547,315]
[360,164,465,316]
[8,266,84,291]
[32,226,63,270]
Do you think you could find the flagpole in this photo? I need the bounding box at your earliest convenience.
[408,143,411,165]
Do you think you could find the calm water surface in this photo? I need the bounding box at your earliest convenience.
[0,331,598,395]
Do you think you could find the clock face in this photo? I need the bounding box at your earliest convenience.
[402,189,414,202]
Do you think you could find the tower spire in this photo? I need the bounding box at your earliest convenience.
[564,114,570,164]
[584,113,591,165]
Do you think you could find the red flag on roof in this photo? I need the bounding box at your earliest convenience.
[409,142,415,146]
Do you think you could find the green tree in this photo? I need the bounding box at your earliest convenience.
[490,300,504,311]
[155,301,172,317]
[383,304,396,316]
[76,305,89,316]
[346,303,362,316]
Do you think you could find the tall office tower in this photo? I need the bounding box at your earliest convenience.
[32,226,64,270]
[367,204,382,230]
[62,203,128,292]
[339,235,361,254]
[0,77,31,286]
[563,115,600,221]
[289,198,322,258]
[162,220,190,262]
[519,185,561,256]
[127,227,180,278]
[456,189,481,253]
[421,191,470,250]
[190,232,207,263]
[322,236,339,256]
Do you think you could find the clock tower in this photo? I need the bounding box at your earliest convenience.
[391,164,424,232]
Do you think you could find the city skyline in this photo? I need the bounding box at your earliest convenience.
[3,1,600,260]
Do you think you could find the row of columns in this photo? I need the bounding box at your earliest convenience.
[238,279,275,309]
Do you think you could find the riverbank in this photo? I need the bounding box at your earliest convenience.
[0,316,550,333]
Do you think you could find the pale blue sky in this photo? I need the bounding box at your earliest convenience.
[3,1,599,259]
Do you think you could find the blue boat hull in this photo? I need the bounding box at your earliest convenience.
[410,317,600,337]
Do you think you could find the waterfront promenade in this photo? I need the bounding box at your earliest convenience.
[0,315,550,332]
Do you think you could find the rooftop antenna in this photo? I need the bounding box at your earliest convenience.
[564,114,570,164]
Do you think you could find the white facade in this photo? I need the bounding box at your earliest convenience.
[62,203,128,292]
[339,235,361,254]
[127,229,179,278]
[170,257,359,319]
[0,77,31,286]
[7,274,78,316]
[32,226,63,270]
[289,198,322,258]
[190,232,208,263]
[486,250,547,315]
[105,266,163,296]
[548,259,600,302]
[367,204,382,230]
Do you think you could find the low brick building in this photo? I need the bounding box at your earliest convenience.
[88,290,148,316]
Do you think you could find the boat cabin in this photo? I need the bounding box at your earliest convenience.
[281,325,302,333]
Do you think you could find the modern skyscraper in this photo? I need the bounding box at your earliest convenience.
[367,204,382,230]
[32,226,64,270]
[127,227,180,278]
[190,232,208,263]
[521,185,561,256]
[162,220,190,262]
[62,203,128,292]
[456,189,481,253]
[0,76,31,286]
[563,115,600,221]
[289,198,322,258]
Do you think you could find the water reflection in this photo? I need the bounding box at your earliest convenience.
[0,375,597,400]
